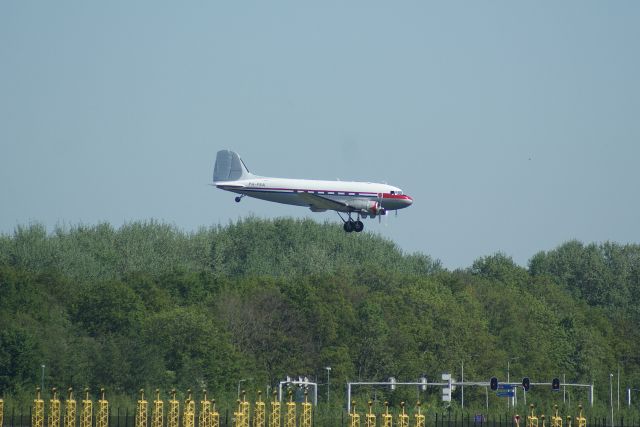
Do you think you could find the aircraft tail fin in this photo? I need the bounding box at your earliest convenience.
[213,150,254,182]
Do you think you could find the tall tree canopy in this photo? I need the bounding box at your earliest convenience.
[1,219,639,414]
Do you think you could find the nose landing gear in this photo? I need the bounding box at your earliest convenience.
[234,195,245,203]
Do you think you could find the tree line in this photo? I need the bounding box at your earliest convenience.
[1,218,639,416]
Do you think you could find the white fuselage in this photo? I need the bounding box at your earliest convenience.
[216,176,413,215]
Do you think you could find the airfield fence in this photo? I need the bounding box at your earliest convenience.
[4,408,640,427]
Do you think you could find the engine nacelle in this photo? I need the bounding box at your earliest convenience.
[349,200,385,217]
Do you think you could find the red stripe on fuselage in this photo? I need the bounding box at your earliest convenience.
[382,193,413,201]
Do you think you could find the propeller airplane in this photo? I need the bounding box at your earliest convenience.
[212,150,413,232]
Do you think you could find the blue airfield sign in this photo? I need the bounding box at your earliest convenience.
[496,391,515,398]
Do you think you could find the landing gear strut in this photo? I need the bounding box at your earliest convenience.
[338,213,364,233]
[235,195,245,203]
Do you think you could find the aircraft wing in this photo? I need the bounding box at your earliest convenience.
[297,192,348,211]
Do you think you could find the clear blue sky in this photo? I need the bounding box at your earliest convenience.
[2,2,639,269]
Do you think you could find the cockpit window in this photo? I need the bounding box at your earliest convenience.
[390,191,396,195]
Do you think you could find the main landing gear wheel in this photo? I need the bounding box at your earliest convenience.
[342,220,364,233]
[338,213,364,233]
[235,196,243,203]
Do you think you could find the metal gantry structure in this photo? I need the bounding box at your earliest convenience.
[270,391,281,427]
[278,377,318,406]
[347,379,595,413]
[96,389,109,427]
[183,390,196,427]
[48,388,61,427]
[152,389,164,427]
[32,388,45,427]
[64,388,76,427]
[135,389,148,427]
[168,390,180,427]
[80,389,92,427]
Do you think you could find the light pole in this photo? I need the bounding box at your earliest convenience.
[41,364,45,392]
[610,373,614,427]
[507,357,519,409]
[325,367,331,405]
[485,386,489,411]
[618,366,620,411]
[461,361,464,409]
